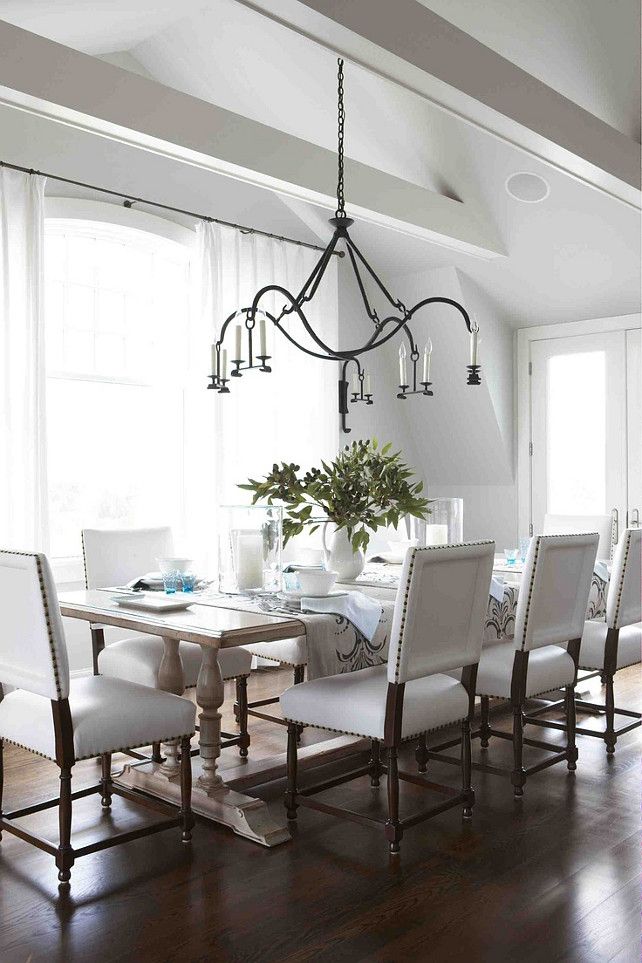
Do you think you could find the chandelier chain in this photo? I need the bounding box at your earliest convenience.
[336,58,346,218]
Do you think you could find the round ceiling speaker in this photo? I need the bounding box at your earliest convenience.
[505,171,550,203]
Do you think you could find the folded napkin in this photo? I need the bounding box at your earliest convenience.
[594,560,610,583]
[490,576,506,603]
[301,590,383,642]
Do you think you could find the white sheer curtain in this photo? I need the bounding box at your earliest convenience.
[185,222,339,570]
[0,169,48,551]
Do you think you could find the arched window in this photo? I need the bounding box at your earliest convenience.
[44,205,193,576]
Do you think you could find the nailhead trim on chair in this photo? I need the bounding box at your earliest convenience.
[1,550,66,700]
[610,529,633,630]
[393,541,495,684]
[518,535,542,651]
[243,652,308,668]
[281,714,467,742]
[0,729,196,763]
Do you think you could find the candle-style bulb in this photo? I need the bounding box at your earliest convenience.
[422,338,433,383]
[470,317,480,366]
[398,342,408,386]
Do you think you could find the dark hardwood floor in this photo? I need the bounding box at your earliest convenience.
[1,665,640,963]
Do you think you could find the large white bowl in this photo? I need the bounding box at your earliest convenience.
[297,569,338,596]
[157,556,194,575]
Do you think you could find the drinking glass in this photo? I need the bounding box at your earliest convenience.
[519,536,531,563]
[504,548,519,566]
[163,571,179,594]
[181,573,196,593]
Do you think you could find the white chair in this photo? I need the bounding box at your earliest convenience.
[431,533,599,798]
[0,550,195,885]
[280,541,495,854]
[82,527,252,759]
[543,513,615,560]
[532,529,641,755]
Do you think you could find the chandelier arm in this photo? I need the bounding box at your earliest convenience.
[250,284,345,358]
[293,230,340,307]
[346,244,380,325]
[345,235,407,312]
[406,296,472,332]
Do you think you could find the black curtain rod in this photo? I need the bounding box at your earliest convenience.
[0,160,344,258]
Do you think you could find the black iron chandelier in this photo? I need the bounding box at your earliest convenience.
[208,59,481,432]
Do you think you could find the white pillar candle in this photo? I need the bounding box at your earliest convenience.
[351,370,359,393]
[365,373,372,394]
[235,324,242,360]
[399,343,407,386]
[425,524,449,546]
[470,322,479,366]
[234,530,264,590]
[259,318,267,356]
[221,348,227,380]
[422,339,432,382]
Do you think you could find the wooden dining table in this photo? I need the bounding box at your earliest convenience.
[59,590,308,847]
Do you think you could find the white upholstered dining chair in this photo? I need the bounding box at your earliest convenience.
[535,528,641,754]
[280,541,495,854]
[82,527,252,759]
[543,513,615,560]
[0,550,195,885]
[430,533,599,798]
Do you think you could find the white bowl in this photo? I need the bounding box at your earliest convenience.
[297,569,338,596]
[157,556,194,575]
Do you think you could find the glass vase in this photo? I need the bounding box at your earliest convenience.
[218,505,283,594]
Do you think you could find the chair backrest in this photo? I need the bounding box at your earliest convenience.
[82,526,174,588]
[0,550,70,700]
[606,528,641,630]
[388,541,495,684]
[543,513,614,560]
[515,533,599,650]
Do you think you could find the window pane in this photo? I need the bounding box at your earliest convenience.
[47,379,183,559]
[547,351,606,514]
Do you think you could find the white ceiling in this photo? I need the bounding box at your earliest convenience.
[0,0,639,326]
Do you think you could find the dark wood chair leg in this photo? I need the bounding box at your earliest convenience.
[90,627,105,676]
[285,723,299,820]
[151,742,164,764]
[100,753,112,808]
[369,739,382,787]
[565,685,578,770]
[605,672,617,755]
[293,666,305,741]
[56,767,74,884]
[415,733,428,773]
[179,736,194,843]
[236,676,250,758]
[480,696,491,748]
[385,746,402,854]
[461,719,474,819]
[511,706,526,797]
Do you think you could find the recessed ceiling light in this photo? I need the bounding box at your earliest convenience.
[505,171,550,203]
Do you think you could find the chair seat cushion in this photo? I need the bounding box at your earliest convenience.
[0,676,196,761]
[243,636,307,667]
[280,664,469,740]
[98,635,252,688]
[476,642,575,699]
[579,621,642,670]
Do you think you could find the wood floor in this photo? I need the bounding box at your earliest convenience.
[1,665,640,963]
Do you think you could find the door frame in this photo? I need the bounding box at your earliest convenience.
[516,314,641,538]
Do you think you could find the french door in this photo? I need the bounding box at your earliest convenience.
[529,326,640,538]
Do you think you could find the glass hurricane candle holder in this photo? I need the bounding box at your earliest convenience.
[410,497,464,546]
[218,505,283,594]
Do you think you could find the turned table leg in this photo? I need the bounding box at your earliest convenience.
[158,637,185,780]
[196,644,224,791]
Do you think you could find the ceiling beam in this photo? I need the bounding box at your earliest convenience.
[0,20,506,259]
[243,0,640,205]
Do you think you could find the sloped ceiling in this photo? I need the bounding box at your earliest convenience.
[0,0,639,326]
